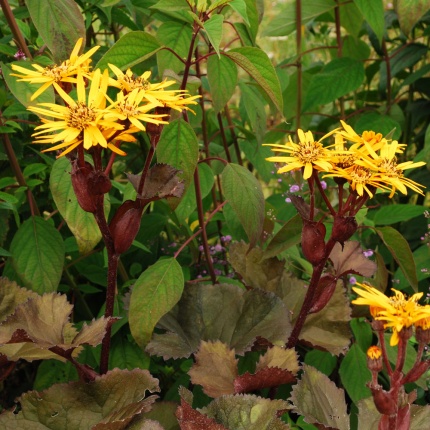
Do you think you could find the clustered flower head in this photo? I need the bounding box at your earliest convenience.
[266,120,425,198]
[352,282,430,345]
[11,38,199,157]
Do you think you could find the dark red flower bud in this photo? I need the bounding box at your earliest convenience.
[71,160,97,213]
[369,386,397,415]
[332,215,357,244]
[301,220,326,266]
[309,274,337,314]
[88,170,112,195]
[109,200,144,255]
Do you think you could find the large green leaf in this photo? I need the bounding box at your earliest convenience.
[0,369,160,430]
[303,58,365,111]
[354,112,402,140]
[156,21,192,75]
[2,62,54,109]
[239,82,266,144]
[150,0,190,11]
[393,245,430,291]
[376,226,418,291]
[129,257,184,349]
[6,217,64,294]
[96,31,162,72]
[339,344,372,403]
[373,204,424,225]
[146,283,291,359]
[262,0,336,37]
[225,47,283,113]
[156,118,199,210]
[396,0,429,36]
[203,14,224,57]
[24,0,85,62]
[50,157,108,254]
[221,163,265,247]
[207,52,238,113]
[353,0,385,42]
[290,364,349,430]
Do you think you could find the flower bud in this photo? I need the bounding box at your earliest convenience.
[415,317,430,344]
[332,215,357,245]
[88,170,112,195]
[109,200,144,254]
[71,160,97,213]
[309,274,337,314]
[301,220,326,266]
[366,346,383,373]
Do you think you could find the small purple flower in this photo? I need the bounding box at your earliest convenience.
[222,235,232,243]
[349,276,357,285]
[214,244,223,253]
[363,250,374,258]
[198,245,204,252]
[320,181,327,190]
[289,184,300,193]
[277,178,282,183]
[14,49,26,60]
[214,269,222,276]
[285,197,291,203]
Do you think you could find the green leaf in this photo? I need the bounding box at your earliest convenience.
[146,283,291,359]
[0,369,160,429]
[156,21,192,75]
[376,226,418,291]
[50,157,109,254]
[339,344,372,402]
[0,278,38,322]
[174,163,214,222]
[24,0,86,62]
[342,35,371,61]
[353,0,385,43]
[339,2,364,39]
[350,318,373,353]
[393,245,430,291]
[150,0,190,11]
[203,395,290,429]
[2,62,54,108]
[225,47,283,113]
[7,217,64,293]
[290,364,349,430]
[304,349,337,376]
[303,58,365,111]
[156,118,199,210]
[96,31,162,72]
[109,335,150,371]
[221,163,265,247]
[229,0,250,25]
[239,82,266,144]
[129,257,184,349]
[396,0,429,36]
[33,359,79,391]
[207,54,238,113]
[373,204,424,225]
[203,14,224,57]
[265,214,303,259]
[262,0,336,37]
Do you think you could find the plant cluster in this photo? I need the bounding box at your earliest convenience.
[0,0,429,429]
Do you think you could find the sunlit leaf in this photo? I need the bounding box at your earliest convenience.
[396,0,429,36]
[290,364,349,430]
[129,257,184,349]
[0,278,37,322]
[203,14,224,57]
[189,340,238,397]
[353,0,385,42]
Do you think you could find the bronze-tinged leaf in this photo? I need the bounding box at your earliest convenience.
[329,241,377,278]
[0,293,112,362]
[234,367,296,393]
[0,369,160,430]
[127,164,185,201]
[356,397,380,430]
[146,283,291,359]
[203,394,290,430]
[188,341,238,398]
[176,389,227,430]
[136,401,180,430]
[0,277,38,322]
[290,364,349,430]
[256,346,300,374]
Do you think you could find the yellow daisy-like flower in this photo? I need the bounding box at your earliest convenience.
[105,88,169,131]
[352,283,430,345]
[108,64,200,111]
[339,120,387,152]
[266,128,339,179]
[28,70,123,157]
[11,38,99,100]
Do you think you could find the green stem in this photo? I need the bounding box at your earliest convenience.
[217,113,232,163]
